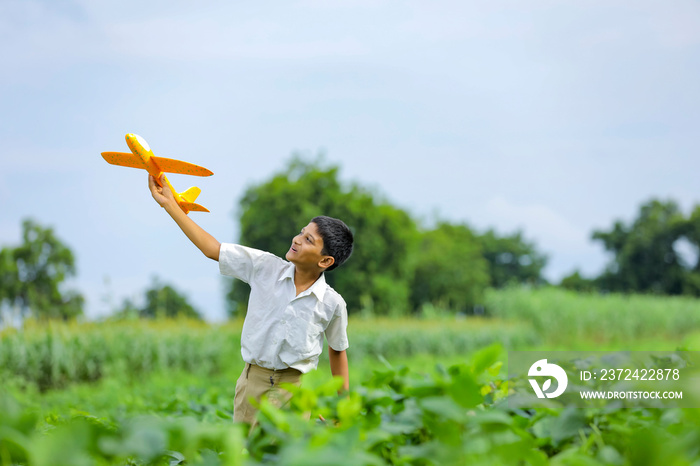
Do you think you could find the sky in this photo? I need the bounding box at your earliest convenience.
[1,0,699,322]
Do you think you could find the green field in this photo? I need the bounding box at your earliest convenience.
[2,287,700,465]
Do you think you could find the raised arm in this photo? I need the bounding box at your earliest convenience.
[149,174,221,261]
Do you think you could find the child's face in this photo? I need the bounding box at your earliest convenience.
[285,222,331,270]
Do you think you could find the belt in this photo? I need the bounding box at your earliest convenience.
[245,363,302,376]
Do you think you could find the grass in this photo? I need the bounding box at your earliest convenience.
[5,286,700,419]
[484,286,700,346]
[4,287,700,465]
[0,314,536,392]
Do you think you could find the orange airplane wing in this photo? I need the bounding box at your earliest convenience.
[101,152,213,177]
[101,152,144,169]
[154,157,213,177]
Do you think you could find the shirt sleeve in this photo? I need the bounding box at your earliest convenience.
[325,300,349,352]
[218,243,273,284]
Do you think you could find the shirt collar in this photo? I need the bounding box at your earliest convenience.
[279,263,327,300]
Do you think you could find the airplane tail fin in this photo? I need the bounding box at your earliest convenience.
[178,187,209,214]
[179,186,201,203]
[180,202,210,213]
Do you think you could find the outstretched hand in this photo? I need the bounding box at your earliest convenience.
[145,174,221,261]
[148,174,175,209]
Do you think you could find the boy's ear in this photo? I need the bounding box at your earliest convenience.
[319,255,335,270]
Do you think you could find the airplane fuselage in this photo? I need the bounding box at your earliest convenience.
[125,133,181,203]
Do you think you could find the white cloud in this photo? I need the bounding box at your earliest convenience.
[105,18,367,61]
[474,197,610,280]
[0,223,21,246]
[483,197,588,251]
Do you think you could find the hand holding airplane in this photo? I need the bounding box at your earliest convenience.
[101,134,213,214]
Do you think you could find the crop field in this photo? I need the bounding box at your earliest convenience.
[2,287,700,465]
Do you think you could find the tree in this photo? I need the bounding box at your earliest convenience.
[559,269,596,293]
[592,199,688,294]
[410,222,489,313]
[228,156,419,316]
[0,219,84,322]
[114,278,202,320]
[476,229,548,288]
[676,204,700,295]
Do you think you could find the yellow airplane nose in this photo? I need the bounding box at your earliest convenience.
[125,133,151,155]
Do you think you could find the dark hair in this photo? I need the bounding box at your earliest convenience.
[312,216,354,272]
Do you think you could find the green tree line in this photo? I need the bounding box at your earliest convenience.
[0,220,201,323]
[113,277,202,321]
[0,220,83,322]
[3,159,700,322]
[227,157,547,317]
[561,199,700,296]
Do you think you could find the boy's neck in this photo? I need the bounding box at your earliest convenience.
[293,266,323,295]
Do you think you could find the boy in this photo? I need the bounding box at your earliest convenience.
[148,174,352,424]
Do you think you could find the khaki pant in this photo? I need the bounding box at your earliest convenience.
[233,363,302,425]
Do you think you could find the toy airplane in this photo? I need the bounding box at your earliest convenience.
[101,133,213,214]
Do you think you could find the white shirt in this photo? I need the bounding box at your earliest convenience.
[219,243,349,373]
